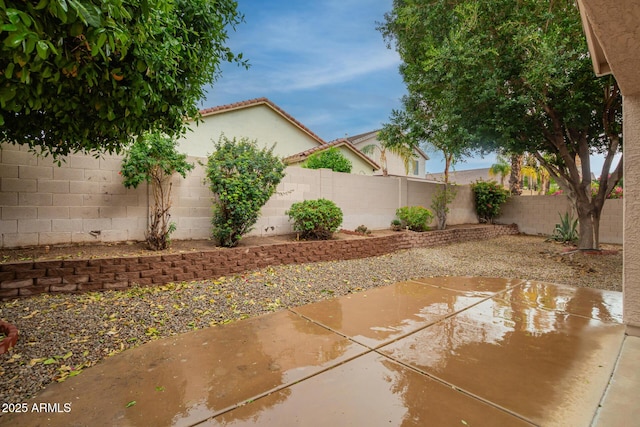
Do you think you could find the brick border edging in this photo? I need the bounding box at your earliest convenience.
[0,224,519,299]
[0,320,19,354]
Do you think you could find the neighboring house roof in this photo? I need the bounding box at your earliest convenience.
[284,138,380,170]
[347,130,430,160]
[199,97,326,146]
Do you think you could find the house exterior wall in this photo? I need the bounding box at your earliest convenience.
[286,149,376,176]
[178,104,321,158]
[351,136,425,178]
[623,95,640,333]
[336,149,376,175]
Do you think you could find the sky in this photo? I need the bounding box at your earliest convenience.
[201,0,617,176]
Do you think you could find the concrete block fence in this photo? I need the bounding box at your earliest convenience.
[0,224,519,299]
[0,142,622,248]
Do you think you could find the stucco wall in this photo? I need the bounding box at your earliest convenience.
[624,95,640,332]
[178,104,321,158]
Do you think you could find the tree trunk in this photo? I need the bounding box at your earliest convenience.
[380,149,388,176]
[444,153,453,184]
[509,154,523,195]
[575,200,598,250]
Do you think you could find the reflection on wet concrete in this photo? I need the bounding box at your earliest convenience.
[292,280,494,348]
[1,277,626,427]
[212,352,533,427]
[379,281,624,426]
[4,311,368,427]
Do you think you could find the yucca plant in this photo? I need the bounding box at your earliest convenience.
[551,212,578,244]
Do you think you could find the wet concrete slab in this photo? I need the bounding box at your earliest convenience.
[2,310,369,427]
[593,336,640,426]
[210,352,534,426]
[291,279,508,348]
[411,276,524,296]
[0,277,627,427]
[379,281,625,426]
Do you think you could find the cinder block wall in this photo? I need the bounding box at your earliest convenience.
[0,143,624,247]
[500,195,622,244]
[1,144,149,247]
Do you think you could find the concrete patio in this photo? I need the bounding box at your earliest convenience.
[1,277,635,426]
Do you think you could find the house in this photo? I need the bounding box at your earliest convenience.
[178,97,325,158]
[177,98,379,174]
[426,168,492,185]
[347,130,429,178]
[284,138,380,175]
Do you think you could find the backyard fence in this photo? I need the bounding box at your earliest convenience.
[0,142,623,248]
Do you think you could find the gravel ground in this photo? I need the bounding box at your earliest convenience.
[0,235,622,404]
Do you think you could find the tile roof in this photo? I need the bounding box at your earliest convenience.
[284,138,380,170]
[199,97,326,146]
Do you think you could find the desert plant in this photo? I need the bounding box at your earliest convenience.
[302,147,352,173]
[206,136,286,248]
[470,180,510,224]
[395,206,434,232]
[286,199,343,240]
[430,184,457,230]
[355,225,372,235]
[390,219,403,231]
[120,132,194,250]
[551,212,579,244]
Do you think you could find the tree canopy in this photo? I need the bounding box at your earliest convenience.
[380,0,623,249]
[0,0,246,158]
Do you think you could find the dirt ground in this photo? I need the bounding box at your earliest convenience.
[0,229,399,264]
[0,225,620,265]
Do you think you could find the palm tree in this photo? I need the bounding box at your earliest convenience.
[509,154,523,195]
[489,156,511,187]
[361,140,417,176]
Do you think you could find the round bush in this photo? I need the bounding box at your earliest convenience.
[302,147,352,173]
[395,206,434,232]
[470,180,510,224]
[286,199,343,240]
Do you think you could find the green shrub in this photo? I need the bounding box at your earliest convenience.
[302,147,352,173]
[286,199,343,240]
[470,180,510,224]
[206,136,286,247]
[390,218,402,231]
[120,132,194,250]
[395,206,434,232]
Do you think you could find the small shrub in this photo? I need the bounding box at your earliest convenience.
[206,136,286,248]
[550,212,578,243]
[355,225,371,235]
[302,147,352,173]
[390,219,402,231]
[395,206,434,232]
[286,199,343,240]
[470,180,510,224]
[120,132,194,250]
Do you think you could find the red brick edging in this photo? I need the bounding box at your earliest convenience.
[0,320,19,354]
[0,224,519,299]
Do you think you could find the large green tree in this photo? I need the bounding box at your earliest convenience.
[1,0,245,158]
[380,0,623,249]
